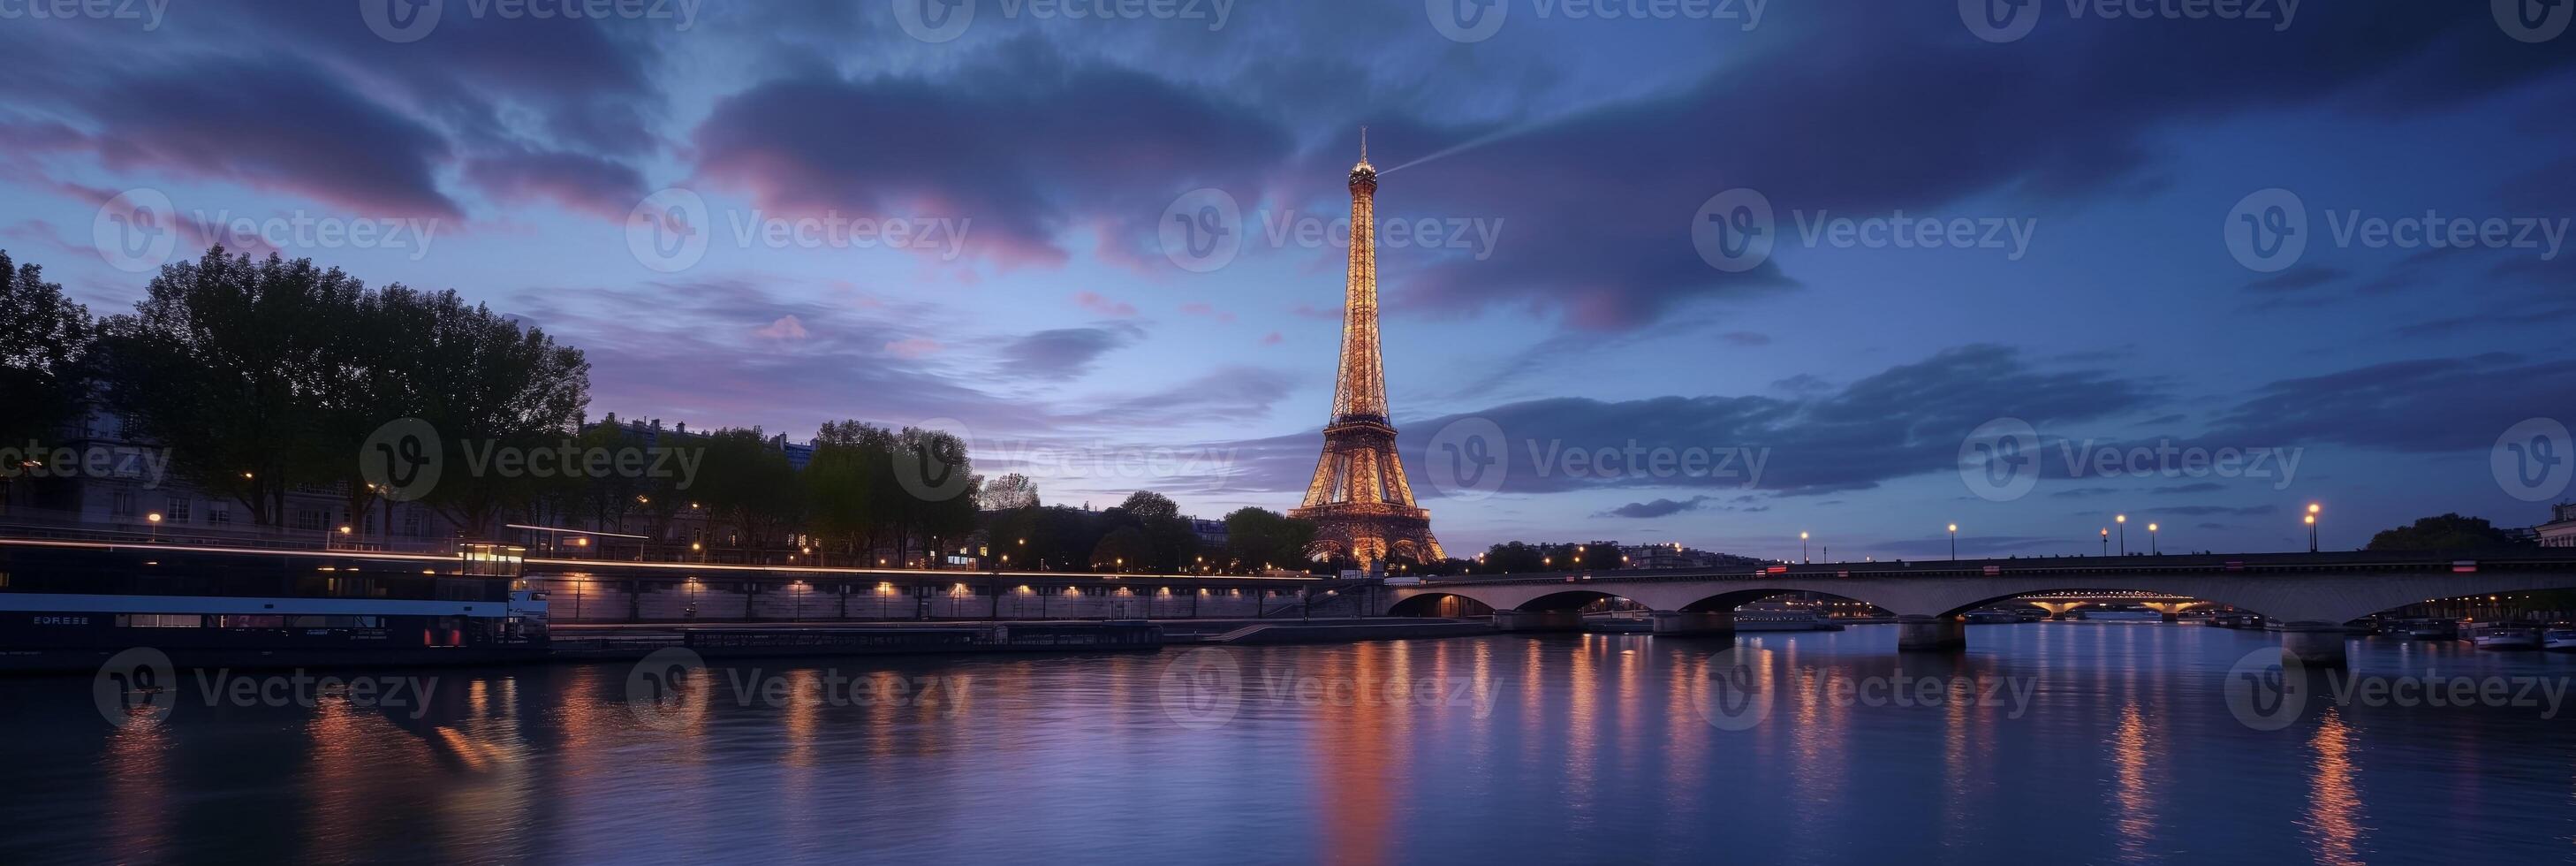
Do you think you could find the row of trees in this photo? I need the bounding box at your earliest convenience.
[0,247,1269,571]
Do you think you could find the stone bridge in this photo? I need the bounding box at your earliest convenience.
[1384,551,2576,665]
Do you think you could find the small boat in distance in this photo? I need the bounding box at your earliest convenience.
[2473,625,2542,651]
[2544,626,2576,652]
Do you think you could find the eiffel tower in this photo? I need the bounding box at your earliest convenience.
[1290,132,1445,568]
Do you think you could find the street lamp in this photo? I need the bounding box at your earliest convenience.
[2115,514,2127,556]
[1948,524,1958,560]
[2148,522,2159,555]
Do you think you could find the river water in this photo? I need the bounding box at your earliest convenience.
[4,624,2574,864]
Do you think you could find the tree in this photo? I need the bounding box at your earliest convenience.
[698,428,801,551]
[99,248,366,527]
[0,251,94,508]
[1223,506,1315,572]
[0,250,94,448]
[1091,525,1148,571]
[981,472,1039,510]
[2367,513,2534,551]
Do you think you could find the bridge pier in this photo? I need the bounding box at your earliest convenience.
[1896,614,1967,652]
[2275,621,2350,668]
[1649,611,1735,637]
[1493,610,1585,633]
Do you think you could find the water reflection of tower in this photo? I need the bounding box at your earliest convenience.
[1315,644,1398,864]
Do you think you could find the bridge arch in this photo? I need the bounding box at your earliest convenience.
[1385,592,1495,618]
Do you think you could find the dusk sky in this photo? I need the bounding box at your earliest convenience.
[4,0,2572,560]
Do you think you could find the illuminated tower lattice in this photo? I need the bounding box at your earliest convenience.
[1290,132,1445,568]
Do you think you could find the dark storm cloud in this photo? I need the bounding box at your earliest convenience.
[691,39,1291,266]
[462,149,649,220]
[1600,497,1720,519]
[1361,3,2573,330]
[2203,353,2576,453]
[996,324,1147,381]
